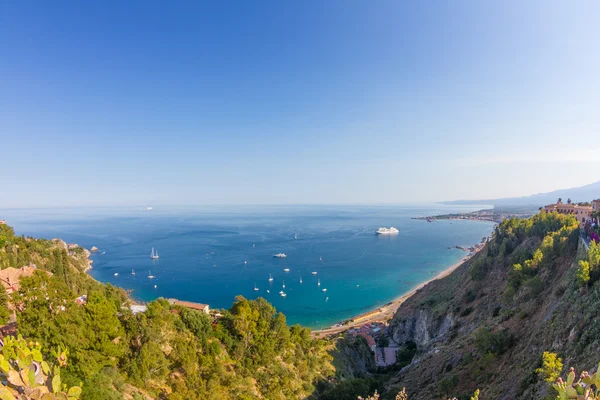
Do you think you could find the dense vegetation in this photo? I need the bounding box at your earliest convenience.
[0,224,334,399]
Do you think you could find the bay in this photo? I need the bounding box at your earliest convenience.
[1,205,494,329]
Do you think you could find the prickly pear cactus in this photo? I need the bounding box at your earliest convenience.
[0,335,82,400]
[553,366,600,400]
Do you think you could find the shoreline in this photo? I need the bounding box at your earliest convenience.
[311,245,484,337]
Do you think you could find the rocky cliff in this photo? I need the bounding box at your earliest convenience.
[339,214,600,400]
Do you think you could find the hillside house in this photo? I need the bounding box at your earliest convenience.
[168,299,210,314]
[542,201,593,224]
[0,265,52,295]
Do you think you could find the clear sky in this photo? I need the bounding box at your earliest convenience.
[1,1,599,208]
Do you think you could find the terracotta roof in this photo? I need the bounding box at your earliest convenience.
[172,300,209,311]
[0,266,52,294]
[358,333,376,348]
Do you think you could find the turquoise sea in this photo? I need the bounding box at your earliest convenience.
[1,205,494,329]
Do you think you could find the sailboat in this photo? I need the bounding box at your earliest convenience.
[150,248,159,259]
[254,283,259,291]
[131,269,135,275]
[294,233,298,240]
[268,273,273,282]
[299,276,302,284]
[282,280,285,289]
[317,279,321,286]
[148,270,155,279]
[319,256,323,262]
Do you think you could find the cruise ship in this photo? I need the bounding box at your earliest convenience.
[376,227,399,235]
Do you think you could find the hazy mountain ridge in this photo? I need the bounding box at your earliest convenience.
[441,180,600,207]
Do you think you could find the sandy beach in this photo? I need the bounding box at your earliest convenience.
[311,246,482,337]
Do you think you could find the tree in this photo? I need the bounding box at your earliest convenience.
[0,287,11,325]
[536,351,563,383]
[577,260,591,286]
[558,198,562,204]
[567,198,572,204]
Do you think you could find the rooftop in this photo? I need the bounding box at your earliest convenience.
[0,266,52,294]
[168,299,209,311]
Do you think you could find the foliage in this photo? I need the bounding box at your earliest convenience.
[577,260,591,286]
[0,287,10,325]
[493,212,579,298]
[0,224,334,399]
[0,335,82,399]
[474,327,514,355]
[536,351,563,383]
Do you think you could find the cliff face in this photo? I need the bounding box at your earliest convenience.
[372,220,600,400]
[389,309,455,349]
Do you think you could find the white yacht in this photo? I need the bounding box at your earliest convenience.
[280,292,287,298]
[254,283,259,291]
[266,289,270,294]
[148,270,155,279]
[376,227,399,235]
[268,273,273,282]
[273,253,287,258]
[114,273,118,277]
[150,247,159,259]
[322,288,327,293]
[311,271,317,275]
[283,268,290,272]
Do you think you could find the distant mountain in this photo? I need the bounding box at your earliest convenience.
[441,180,600,207]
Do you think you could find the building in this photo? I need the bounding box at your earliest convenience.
[130,304,148,314]
[0,220,6,225]
[168,298,210,314]
[67,243,79,250]
[593,200,600,223]
[0,265,52,295]
[542,201,593,224]
[358,333,377,352]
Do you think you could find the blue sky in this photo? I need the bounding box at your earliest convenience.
[1,1,599,207]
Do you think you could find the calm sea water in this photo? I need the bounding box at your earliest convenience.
[1,205,494,329]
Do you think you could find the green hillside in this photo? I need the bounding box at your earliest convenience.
[0,223,333,399]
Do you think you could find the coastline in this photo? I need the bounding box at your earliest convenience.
[311,245,484,337]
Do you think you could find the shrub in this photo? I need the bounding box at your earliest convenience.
[461,307,474,317]
[577,260,591,286]
[474,327,514,355]
[535,351,563,383]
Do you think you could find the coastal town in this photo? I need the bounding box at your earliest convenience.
[413,206,537,223]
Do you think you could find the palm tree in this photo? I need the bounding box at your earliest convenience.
[567,198,572,204]
[558,198,562,204]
